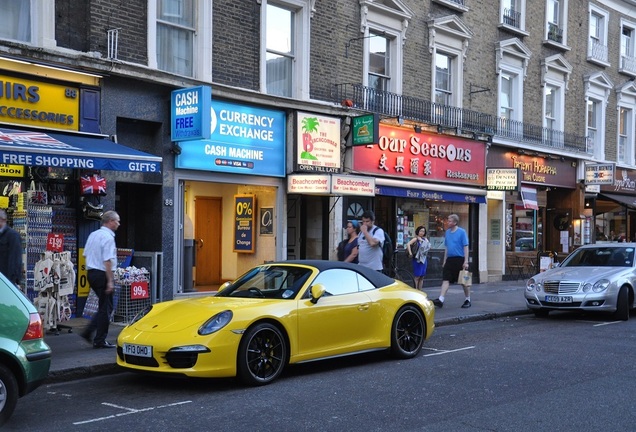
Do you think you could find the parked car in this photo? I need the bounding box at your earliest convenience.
[525,243,636,320]
[0,274,51,426]
[117,260,435,385]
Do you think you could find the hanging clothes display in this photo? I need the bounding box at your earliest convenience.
[32,251,76,334]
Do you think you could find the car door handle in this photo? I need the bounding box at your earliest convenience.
[358,304,369,311]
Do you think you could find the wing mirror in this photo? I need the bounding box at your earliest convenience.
[309,284,326,304]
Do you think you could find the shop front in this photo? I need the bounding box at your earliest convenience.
[0,60,162,323]
[171,88,286,296]
[286,112,350,260]
[594,167,636,243]
[487,147,582,280]
[351,124,488,286]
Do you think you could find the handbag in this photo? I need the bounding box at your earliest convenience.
[458,269,472,287]
[409,239,420,257]
[27,181,48,205]
[80,173,107,195]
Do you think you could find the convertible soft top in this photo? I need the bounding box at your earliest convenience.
[265,260,397,289]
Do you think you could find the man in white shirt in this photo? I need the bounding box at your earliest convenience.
[357,210,384,271]
[80,210,120,348]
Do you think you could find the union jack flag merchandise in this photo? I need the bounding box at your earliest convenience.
[80,174,107,195]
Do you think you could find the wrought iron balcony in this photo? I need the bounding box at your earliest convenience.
[333,83,589,154]
[547,23,563,43]
[503,8,521,28]
[620,55,636,76]
[588,38,608,63]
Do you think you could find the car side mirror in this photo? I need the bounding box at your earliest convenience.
[216,281,231,294]
[309,284,326,304]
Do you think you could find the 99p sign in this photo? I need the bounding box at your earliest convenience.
[130,281,149,300]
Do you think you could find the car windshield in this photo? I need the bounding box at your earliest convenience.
[561,247,635,267]
[216,265,313,299]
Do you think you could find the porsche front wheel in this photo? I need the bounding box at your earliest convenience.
[237,323,287,386]
[390,305,425,359]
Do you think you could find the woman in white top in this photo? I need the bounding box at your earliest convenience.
[406,226,431,290]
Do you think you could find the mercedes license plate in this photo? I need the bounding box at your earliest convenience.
[123,343,153,358]
[545,295,573,303]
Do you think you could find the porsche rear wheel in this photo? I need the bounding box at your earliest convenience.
[237,323,287,386]
[390,305,425,359]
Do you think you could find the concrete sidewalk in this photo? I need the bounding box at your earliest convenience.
[43,279,530,383]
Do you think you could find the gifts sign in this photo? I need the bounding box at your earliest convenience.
[130,281,149,300]
[46,233,64,252]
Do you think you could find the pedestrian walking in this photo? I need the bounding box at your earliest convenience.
[337,220,359,263]
[357,210,384,271]
[406,225,430,290]
[432,214,471,308]
[0,209,22,287]
[80,210,120,348]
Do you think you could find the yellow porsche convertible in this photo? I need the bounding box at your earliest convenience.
[117,260,435,385]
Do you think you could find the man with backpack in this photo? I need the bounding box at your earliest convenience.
[357,210,385,271]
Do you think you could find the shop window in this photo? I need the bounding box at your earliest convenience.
[506,203,542,252]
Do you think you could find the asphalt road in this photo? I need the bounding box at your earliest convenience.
[7,311,636,431]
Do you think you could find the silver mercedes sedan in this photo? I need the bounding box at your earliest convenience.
[525,243,636,320]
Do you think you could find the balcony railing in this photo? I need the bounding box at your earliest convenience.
[547,23,563,43]
[333,83,589,154]
[503,8,521,28]
[588,38,608,63]
[620,55,636,75]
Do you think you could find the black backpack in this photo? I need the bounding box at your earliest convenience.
[373,227,393,264]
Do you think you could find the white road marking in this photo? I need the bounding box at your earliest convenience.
[422,346,475,356]
[593,321,623,327]
[72,400,192,425]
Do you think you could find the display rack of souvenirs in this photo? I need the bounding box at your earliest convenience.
[113,265,151,324]
[32,251,76,335]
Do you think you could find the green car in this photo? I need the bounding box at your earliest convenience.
[0,274,51,427]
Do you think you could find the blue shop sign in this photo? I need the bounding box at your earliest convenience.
[376,185,486,204]
[175,101,286,177]
[171,86,212,141]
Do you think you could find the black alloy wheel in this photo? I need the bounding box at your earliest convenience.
[237,323,287,386]
[390,305,425,359]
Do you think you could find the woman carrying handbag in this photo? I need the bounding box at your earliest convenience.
[406,226,430,290]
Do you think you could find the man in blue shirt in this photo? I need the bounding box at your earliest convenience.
[432,214,471,308]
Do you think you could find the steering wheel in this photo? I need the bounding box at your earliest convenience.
[247,287,264,298]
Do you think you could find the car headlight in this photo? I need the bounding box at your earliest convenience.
[198,310,233,335]
[526,278,541,292]
[592,279,610,293]
[130,305,153,325]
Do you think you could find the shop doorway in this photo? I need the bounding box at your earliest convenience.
[194,196,222,286]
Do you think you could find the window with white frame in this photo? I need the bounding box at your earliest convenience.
[156,0,194,76]
[499,73,514,119]
[148,0,212,80]
[545,0,568,47]
[496,39,530,126]
[434,53,452,106]
[368,32,391,93]
[501,0,526,32]
[620,20,636,77]
[428,16,472,109]
[541,55,571,149]
[588,5,609,65]
[617,107,632,164]
[584,72,612,160]
[260,0,310,99]
[0,0,55,47]
[360,0,413,98]
[587,99,600,156]
[616,81,636,165]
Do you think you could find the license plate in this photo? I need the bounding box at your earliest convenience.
[123,343,153,358]
[545,295,573,303]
